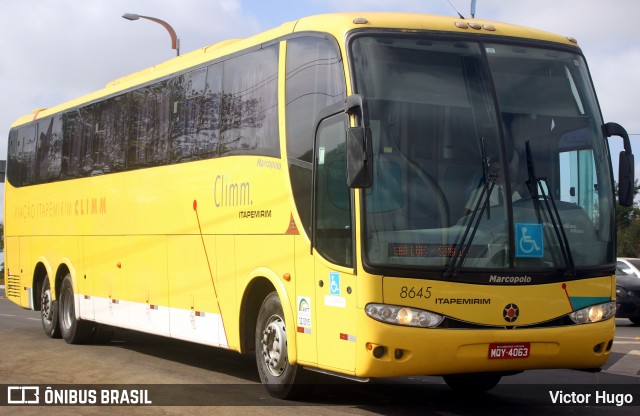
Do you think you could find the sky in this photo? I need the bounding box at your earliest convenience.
[1,0,639,225]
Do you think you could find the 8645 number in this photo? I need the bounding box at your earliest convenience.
[399,286,432,299]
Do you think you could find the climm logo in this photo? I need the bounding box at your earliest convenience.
[214,175,252,207]
[14,197,106,220]
[76,197,107,216]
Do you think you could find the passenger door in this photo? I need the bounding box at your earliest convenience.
[313,114,358,373]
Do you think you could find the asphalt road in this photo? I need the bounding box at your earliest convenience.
[0,286,638,415]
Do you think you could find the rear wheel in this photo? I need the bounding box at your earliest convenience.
[40,276,61,338]
[59,273,93,344]
[255,292,315,399]
[443,373,502,392]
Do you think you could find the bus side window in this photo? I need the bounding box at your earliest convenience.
[170,69,210,162]
[220,45,279,157]
[6,129,19,185]
[78,105,96,176]
[18,124,37,186]
[35,115,63,183]
[94,96,127,173]
[130,81,171,167]
[314,114,353,267]
[61,111,82,180]
[286,35,346,235]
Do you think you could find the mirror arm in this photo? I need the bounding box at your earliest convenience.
[603,122,632,154]
[604,122,635,207]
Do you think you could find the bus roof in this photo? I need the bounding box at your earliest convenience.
[11,12,578,128]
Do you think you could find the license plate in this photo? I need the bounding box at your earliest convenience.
[488,343,530,359]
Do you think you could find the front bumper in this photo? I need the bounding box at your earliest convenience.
[354,312,614,378]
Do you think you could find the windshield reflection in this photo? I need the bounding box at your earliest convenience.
[349,35,614,275]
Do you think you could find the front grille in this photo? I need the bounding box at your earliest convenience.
[440,315,575,329]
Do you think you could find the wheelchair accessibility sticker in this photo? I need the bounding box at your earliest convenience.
[329,272,340,295]
[516,223,543,258]
[325,272,346,308]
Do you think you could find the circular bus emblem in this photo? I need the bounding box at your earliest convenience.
[503,304,519,323]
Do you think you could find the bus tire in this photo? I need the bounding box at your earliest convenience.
[443,373,502,392]
[255,292,315,399]
[59,274,92,344]
[40,276,61,338]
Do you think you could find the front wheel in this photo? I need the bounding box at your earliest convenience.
[255,292,315,399]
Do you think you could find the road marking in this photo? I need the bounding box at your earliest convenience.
[26,318,41,321]
[0,314,16,317]
[606,350,640,377]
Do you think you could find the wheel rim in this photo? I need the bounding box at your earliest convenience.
[41,289,53,323]
[60,287,73,330]
[260,314,288,377]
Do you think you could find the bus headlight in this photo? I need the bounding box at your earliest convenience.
[365,304,444,328]
[568,302,616,324]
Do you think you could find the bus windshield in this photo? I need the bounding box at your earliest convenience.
[350,34,614,276]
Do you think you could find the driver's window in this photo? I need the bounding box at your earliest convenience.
[314,114,353,267]
[559,148,597,210]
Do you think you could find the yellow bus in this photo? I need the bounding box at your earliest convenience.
[4,12,634,398]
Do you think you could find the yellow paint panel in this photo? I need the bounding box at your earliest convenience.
[126,236,169,307]
[167,235,218,313]
[82,236,126,301]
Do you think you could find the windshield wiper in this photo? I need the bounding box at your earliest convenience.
[524,141,576,276]
[445,138,495,277]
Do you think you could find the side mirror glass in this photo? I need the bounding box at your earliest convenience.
[619,151,634,207]
[345,94,373,189]
[346,126,372,188]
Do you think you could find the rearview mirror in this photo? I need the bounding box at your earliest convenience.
[345,95,373,188]
[346,126,372,188]
[603,122,634,207]
[619,151,634,207]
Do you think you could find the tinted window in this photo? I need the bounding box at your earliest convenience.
[172,68,212,161]
[7,129,19,185]
[286,37,345,162]
[286,36,345,235]
[7,44,281,187]
[35,116,63,182]
[314,114,352,267]
[221,45,279,157]
[77,106,96,176]
[130,81,170,167]
[95,96,128,173]
[18,125,37,186]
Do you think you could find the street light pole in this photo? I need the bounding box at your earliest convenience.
[122,13,180,56]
